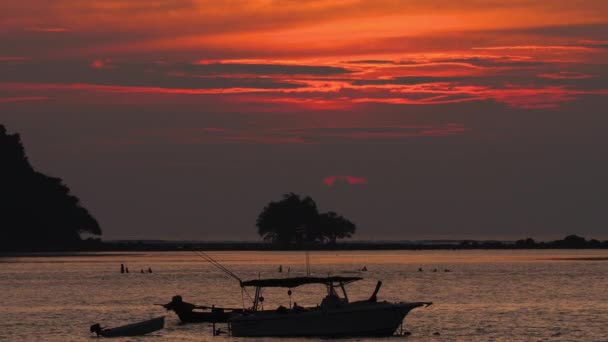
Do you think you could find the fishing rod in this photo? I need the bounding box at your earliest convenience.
[194,250,242,283]
[193,250,255,308]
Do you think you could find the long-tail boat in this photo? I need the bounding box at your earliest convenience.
[90,316,164,337]
[161,295,242,323]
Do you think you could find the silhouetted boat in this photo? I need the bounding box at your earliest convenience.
[174,310,227,323]
[229,276,432,337]
[161,295,241,323]
[90,316,164,337]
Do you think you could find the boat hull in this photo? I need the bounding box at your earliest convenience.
[230,302,425,337]
[101,316,165,337]
[175,310,234,323]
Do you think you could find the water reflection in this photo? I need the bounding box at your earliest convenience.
[0,250,606,341]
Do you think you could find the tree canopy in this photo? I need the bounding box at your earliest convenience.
[256,193,356,246]
[318,211,356,245]
[0,125,101,251]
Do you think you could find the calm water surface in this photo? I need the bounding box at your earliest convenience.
[1,250,607,341]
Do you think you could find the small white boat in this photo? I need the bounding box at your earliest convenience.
[90,316,165,337]
[229,276,431,337]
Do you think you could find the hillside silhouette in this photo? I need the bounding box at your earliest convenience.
[0,125,101,251]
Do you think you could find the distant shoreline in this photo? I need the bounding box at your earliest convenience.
[2,249,608,260]
[2,237,607,255]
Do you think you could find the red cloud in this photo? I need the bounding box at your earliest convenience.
[0,96,49,103]
[27,27,69,32]
[345,176,368,184]
[323,176,368,186]
[0,56,30,62]
[537,72,592,80]
[202,127,227,133]
[90,58,113,69]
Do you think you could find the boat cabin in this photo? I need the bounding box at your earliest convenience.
[240,276,373,311]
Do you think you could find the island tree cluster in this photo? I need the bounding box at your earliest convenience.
[0,125,101,251]
[458,235,607,249]
[256,193,356,246]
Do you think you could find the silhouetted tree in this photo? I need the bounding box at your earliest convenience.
[318,211,356,245]
[552,234,587,248]
[515,238,536,248]
[256,193,319,246]
[0,125,101,251]
[256,193,357,246]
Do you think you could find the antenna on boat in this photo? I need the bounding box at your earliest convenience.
[194,250,242,283]
[305,250,311,276]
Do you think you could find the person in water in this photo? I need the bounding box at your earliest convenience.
[148,267,153,273]
[120,264,125,274]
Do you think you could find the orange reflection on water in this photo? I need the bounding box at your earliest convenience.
[5,249,608,265]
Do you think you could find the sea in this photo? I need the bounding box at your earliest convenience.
[1,250,606,341]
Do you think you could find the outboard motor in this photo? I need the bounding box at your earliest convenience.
[368,280,382,302]
[90,323,102,336]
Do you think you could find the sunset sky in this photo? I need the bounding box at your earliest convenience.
[2,0,608,240]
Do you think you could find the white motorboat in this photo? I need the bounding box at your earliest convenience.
[229,276,431,337]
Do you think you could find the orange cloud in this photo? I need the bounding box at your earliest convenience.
[1,1,607,115]
[3,1,607,59]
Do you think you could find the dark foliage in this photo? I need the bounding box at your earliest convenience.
[256,193,356,246]
[465,235,608,249]
[0,125,101,251]
[72,234,608,252]
[317,211,356,245]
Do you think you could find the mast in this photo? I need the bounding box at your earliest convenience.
[252,286,261,311]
